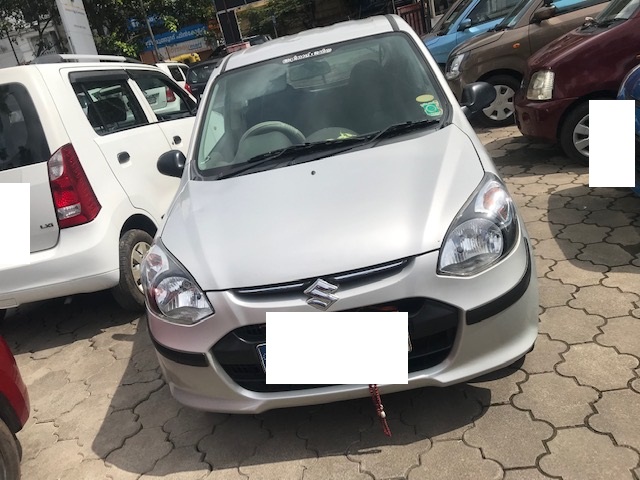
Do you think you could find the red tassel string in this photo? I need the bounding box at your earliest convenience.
[369,384,391,437]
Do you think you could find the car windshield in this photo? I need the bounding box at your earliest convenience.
[187,62,219,84]
[596,0,639,21]
[194,32,448,178]
[495,0,531,28]
[434,0,476,32]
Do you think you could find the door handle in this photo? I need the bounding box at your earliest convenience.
[173,136,182,145]
[117,151,130,164]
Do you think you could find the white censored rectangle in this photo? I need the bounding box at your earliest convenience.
[589,100,635,187]
[265,312,408,385]
[0,184,30,269]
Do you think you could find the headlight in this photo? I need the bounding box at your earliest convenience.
[438,173,518,276]
[445,53,466,80]
[526,70,555,101]
[141,241,214,325]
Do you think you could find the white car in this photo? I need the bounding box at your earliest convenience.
[143,16,539,415]
[155,61,190,89]
[0,54,198,320]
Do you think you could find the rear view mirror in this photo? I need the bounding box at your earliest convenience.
[288,60,331,82]
[531,5,556,23]
[458,18,472,30]
[158,150,186,178]
[460,82,497,118]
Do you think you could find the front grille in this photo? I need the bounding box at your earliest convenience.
[212,298,459,393]
[233,258,410,297]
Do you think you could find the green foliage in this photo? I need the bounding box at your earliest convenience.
[239,0,315,37]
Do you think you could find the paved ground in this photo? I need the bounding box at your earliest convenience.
[4,125,640,480]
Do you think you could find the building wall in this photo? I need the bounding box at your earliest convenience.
[0,25,65,68]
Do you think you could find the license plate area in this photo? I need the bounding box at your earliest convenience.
[256,335,412,373]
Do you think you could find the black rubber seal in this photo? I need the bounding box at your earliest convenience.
[385,14,400,31]
[148,327,209,367]
[465,239,532,325]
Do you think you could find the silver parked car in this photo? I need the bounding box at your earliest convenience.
[142,15,539,414]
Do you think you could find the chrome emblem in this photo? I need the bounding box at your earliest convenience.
[304,279,339,311]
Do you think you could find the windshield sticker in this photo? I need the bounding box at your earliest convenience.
[420,100,443,117]
[416,94,435,103]
[282,48,332,64]
[338,131,356,139]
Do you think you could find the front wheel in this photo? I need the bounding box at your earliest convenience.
[476,75,521,128]
[111,229,153,312]
[559,102,589,165]
[0,419,20,480]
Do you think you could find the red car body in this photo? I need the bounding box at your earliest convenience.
[0,336,29,435]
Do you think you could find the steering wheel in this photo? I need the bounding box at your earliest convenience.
[238,121,306,146]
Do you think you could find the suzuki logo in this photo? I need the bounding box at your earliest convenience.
[304,279,339,311]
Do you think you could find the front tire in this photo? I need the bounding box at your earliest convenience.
[0,419,20,480]
[559,101,589,165]
[112,229,153,312]
[477,75,521,127]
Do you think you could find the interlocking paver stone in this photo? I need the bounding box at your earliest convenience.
[526,221,562,241]
[348,421,431,480]
[556,343,638,390]
[241,431,315,480]
[570,285,639,317]
[537,277,577,309]
[589,390,640,451]
[464,405,553,468]
[545,207,589,226]
[557,223,610,244]
[164,408,224,448]
[110,379,164,411]
[538,172,577,186]
[512,372,597,426]
[609,196,640,213]
[134,384,182,428]
[105,426,173,474]
[596,316,640,356]
[465,368,525,406]
[140,447,211,480]
[31,376,89,423]
[546,259,607,287]
[606,225,640,245]
[59,459,125,480]
[16,420,57,462]
[503,469,554,480]
[534,257,555,278]
[92,409,141,459]
[578,243,635,266]
[199,416,270,469]
[408,440,502,480]
[402,387,481,441]
[602,266,640,294]
[539,427,638,480]
[565,195,612,211]
[520,335,567,374]
[21,439,83,480]
[585,210,636,228]
[518,184,553,197]
[302,455,369,480]
[533,238,583,261]
[539,306,605,344]
[55,394,112,458]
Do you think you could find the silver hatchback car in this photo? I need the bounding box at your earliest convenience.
[142,15,539,414]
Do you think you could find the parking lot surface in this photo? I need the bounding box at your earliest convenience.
[4,125,640,480]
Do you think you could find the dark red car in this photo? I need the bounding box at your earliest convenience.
[514,0,640,163]
[0,335,29,479]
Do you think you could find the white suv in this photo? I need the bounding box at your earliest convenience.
[0,54,197,320]
[155,61,190,90]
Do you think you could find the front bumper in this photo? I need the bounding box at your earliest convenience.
[514,93,577,143]
[148,235,538,414]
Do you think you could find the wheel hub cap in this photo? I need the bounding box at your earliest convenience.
[572,114,589,157]
[483,84,515,122]
[131,241,151,292]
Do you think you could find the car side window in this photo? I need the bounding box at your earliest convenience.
[72,76,149,136]
[0,83,50,172]
[168,66,184,82]
[468,0,520,24]
[128,70,197,122]
[552,0,607,15]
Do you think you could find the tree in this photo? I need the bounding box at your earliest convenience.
[239,0,315,38]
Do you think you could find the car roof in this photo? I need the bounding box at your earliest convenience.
[0,62,164,76]
[223,15,397,71]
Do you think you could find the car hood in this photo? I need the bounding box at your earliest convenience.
[451,30,504,56]
[161,124,485,291]
[423,33,442,47]
[528,27,599,69]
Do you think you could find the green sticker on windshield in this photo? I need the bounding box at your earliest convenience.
[338,132,356,139]
[420,100,443,117]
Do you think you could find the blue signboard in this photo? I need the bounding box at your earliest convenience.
[142,24,207,52]
[127,15,164,32]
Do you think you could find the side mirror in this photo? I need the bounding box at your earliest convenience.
[158,150,186,178]
[460,82,497,118]
[531,5,556,23]
[458,18,472,31]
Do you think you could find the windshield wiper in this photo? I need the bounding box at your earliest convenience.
[216,137,369,180]
[364,119,441,146]
[594,17,627,27]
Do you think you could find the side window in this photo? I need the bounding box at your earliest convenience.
[129,70,197,121]
[0,83,50,172]
[552,0,606,14]
[168,66,184,82]
[72,76,149,136]
[468,0,520,24]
